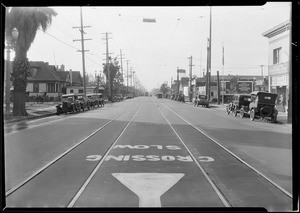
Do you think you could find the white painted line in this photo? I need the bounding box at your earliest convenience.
[161,102,293,199]
[67,105,142,207]
[155,102,231,207]
[112,173,184,207]
[5,111,127,197]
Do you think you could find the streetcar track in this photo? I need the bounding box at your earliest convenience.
[5,110,128,197]
[154,100,231,207]
[67,104,142,207]
[159,101,293,199]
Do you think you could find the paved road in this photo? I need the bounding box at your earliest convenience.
[4,97,292,210]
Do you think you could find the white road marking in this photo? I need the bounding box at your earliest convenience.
[112,173,184,207]
[67,105,142,207]
[161,102,293,199]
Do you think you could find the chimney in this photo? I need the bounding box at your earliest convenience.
[61,64,65,71]
[69,69,73,85]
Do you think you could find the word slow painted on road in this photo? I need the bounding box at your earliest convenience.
[112,173,185,207]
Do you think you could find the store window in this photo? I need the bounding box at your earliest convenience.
[273,47,281,64]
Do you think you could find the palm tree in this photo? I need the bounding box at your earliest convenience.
[5,7,57,116]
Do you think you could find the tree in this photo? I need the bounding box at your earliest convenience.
[5,7,57,116]
[103,57,120,100]
[160,83,170,95]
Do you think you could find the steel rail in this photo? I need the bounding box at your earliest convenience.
[161,101,293,199]
[67,104,142,207]
[154,100,231,207]
[5,110,127,197]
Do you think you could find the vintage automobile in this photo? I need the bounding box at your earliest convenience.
[56,94,80,115]
[157,93,163,99]
[241,91,278,123]
[76,93,91,111]
[96,93,104,107]
[178,94,185,102]
[226,94,251,116]
[195,94,209,108]
[115,94,124,102]
[86,93,100,108]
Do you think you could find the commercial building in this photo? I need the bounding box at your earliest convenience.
[262,19,290,107]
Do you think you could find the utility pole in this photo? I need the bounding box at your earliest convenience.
[120,49,125,94]
[101,32,112,100]
[207,6,212,102]
[133,71,135,96]
[260,65,264,77]
[126,60,130,93]
[130,67,133,89]
[188,56,194,102]
[287,7,292,123]
[177,67,179,96]
[222,43,224,104]
[73,6,91,98]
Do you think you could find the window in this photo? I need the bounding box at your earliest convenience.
[273,47,281,64]
[70,89,74,93]
[33,83,39,93]
[47,83,56,92]
[79,89,83,93]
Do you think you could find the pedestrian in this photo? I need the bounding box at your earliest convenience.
[282,95,286,113]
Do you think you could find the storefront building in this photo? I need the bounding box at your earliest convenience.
[262,19,290,107]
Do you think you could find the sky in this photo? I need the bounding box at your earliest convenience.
[13,2,291,91]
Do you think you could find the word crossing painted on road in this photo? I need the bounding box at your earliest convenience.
[86,155,215,162]
[113,145,181,150]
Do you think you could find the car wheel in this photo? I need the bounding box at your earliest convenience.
[72,105,75,114]
[226,107,230,115]
[250,109,255,121]
[234,108,237,117]
[271,114,277,123]
[240,109,244,118]
[57,110,60,115]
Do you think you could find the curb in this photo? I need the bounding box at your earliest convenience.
[4,112,56,125]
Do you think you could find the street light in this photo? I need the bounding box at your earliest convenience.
[5,27,19,115]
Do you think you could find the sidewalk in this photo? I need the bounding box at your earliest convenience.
[184,101,290,126]
[3,100,111,124]
[3,102,59,124]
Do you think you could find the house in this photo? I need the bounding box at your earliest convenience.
[27,61,66,98]
[262,19,290,107]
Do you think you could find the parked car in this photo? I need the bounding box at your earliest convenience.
[86,93,100,108]
[76,93,91,111]
[226,94,251,116]
[178,94,185,102]
[157,93,163,98]
[241,91,278,123]
[96,93,104,107]
[195,94,209,108]
[115,94,124,102]
[56,94,80,115]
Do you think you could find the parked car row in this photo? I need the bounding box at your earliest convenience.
[56,93,104,115]
[194,94,209,108]
[226,91,278,123]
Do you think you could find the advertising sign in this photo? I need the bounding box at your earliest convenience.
[236,82,253,93]
[225,81,253,94]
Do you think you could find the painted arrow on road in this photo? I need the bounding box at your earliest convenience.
[112,173,185,207]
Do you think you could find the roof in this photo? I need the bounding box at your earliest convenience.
[70,71,83,85]
[28,61,62,82]
[56,71,70,82]
[262,19,290,38]
[250,91,277,96]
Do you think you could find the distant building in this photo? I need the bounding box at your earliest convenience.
[262,19,290,107]
[27,61,65,98]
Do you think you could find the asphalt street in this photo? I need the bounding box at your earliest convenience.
[4,97,292,210]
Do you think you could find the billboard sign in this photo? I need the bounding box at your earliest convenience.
[225,81,253,94]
